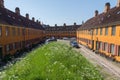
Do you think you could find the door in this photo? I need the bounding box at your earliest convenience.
[92,40,94,50]
[0,47,2,59]
[96,41,99,50]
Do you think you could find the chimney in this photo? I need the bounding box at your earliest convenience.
[0,0,4,8]
[117,0,120,7]
[63,23,66,27]
[95,10,99,17]
[15,7,20,15]
[55,24,57,27]
[82,21,84,24]
[36,20,39,23]
[38,21,41,25]
[26,13,29,19]
[74,22,76,26]
[32,17,35,22]
[104,2,110,13]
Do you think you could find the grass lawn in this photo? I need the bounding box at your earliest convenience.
[0,42,103,80]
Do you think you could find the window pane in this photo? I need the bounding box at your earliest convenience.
[100,42,102,50]
[12,28,16,36]
[6,45,10,52]
[6,27,9,36]
[112,26,116,36]
[96,29,98,35]
[13,43,15,49]
[105,43,108,52]
[110,44,115,54]
[105,27,108,35]
[100,28,102,35]
[22,29,25,35]
[18,28,20,36]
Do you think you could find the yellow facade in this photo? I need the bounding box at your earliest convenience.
[0,24,44,58]
[77,25,120,62]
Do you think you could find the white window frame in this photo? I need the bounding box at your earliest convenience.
[104,43,108,52]
[105,27,108,35]
[6,45,10,52]
[96,29,98,35]
[111,26,116,36]
[110,44,115,55]
[100,28,102,35]
[100,42,102,50]
[6,27,9,36]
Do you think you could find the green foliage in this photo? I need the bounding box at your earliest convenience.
[0,42,103,80]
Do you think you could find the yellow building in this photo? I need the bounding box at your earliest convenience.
[77,0,120,62]
[45,23,80,39]
[0,0,44,59]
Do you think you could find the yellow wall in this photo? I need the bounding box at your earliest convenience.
[77,25,120,62]
[0,24,44,57]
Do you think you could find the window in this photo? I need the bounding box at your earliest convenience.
[0,26,2,36]
[6,27,9,36]
[117,11,120,14]
[6,45,10,52]
[105,27,108,35]
[96,29,98,35]
[111,26,116,36]
[104,43,108,52]
[100,42,102,50]
[22,29,25,35]
[96,41,99,50]
[12,28,16,36]
[13,43,15,49]
[110,44,115,54]
[18,28,20,36]
[102,43,105,51]
[100,28,102,35]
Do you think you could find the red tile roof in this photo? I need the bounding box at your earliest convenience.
[0,7,44,30]
[45,25,81,31]
[78,7,120,30]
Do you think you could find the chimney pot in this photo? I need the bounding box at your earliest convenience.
[26,13,29,19]
[36,20,38,23]
[104,2,110,13]
[0,0,4,8]
[38,21,41,25]
[15,7,20,15]
[74,22,76,26]
[32,17,35,22]
[55,24,57,27]
[63,23,66,27]
[95,10,99,17]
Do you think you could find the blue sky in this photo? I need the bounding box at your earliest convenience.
[5,0,116,26]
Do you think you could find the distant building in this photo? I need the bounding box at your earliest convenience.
[45,23,81,38]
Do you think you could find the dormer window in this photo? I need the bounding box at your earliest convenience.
[101,17,104,21]
[107,14,111,18]
[12,17,15,19]
[8,15,11,18]
[19,19,21,21]
[117,11,120,14]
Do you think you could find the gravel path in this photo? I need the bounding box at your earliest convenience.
[59,40,120,80]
